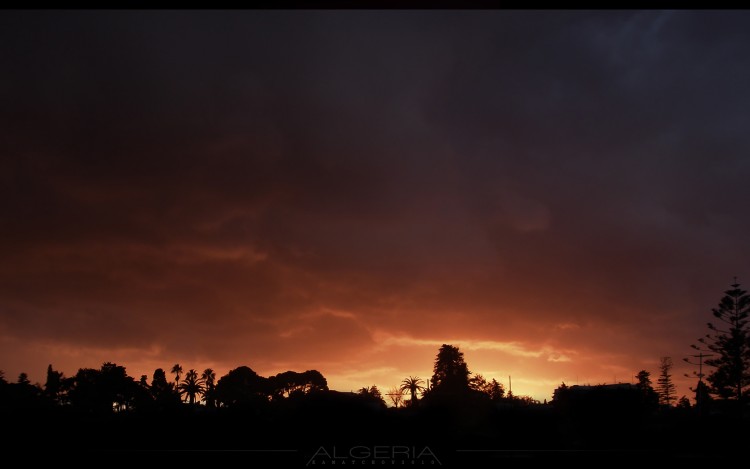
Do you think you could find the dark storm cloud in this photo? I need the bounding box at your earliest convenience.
[2,10,750,392]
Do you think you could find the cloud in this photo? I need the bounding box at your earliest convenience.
[0,11,748,402]
[375,333,576,362]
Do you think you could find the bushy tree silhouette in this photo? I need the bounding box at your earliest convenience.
[268,370,328,399]
[468,374,505,401]
[3,372,43,411]
[429,344,470,395]
[68,363,141,413]
[215,366,267,408]
[357,385,387,408]
[150,368,179,409]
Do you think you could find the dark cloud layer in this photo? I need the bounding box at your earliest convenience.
[1,11,749,398]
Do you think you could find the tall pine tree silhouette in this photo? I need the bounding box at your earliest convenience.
[695,280,750,405]
[657,357,676,406]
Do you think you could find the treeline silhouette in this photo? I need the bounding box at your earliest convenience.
[0,345,534,416]
[2,364,327,413]
[2,282,750,463]
[0,345,745,464]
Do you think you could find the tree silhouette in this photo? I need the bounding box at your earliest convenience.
[151,368,171,396]
[635,369,659,409]
[215,366,267,408]
[386,386,404,408]
[68,368,101,412]
[300,370,328,393]
[694,380,712,415]
[694,280,750,403]
[201,368,216,408]
[469,373,488,391]
[515,394,540,405]
[4,371,42,411]
[657,357,676,406]
[357,385,386,408]
[400,376,425,407]
[551,382,568,407]
[636,370,652,392]
[68,362,141,413]
[44,364,65,404]
[170,364,183,395]
[178,369,205,405]
[430,344,470,394]
[101,362,137,412]
[151,368,180,409]
[467,374,506,401]
[481,378,505,401]
[268,370,328,400]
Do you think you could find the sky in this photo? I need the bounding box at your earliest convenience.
[2,10,750,402]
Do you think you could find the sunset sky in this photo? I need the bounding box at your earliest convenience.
[2,10,749,401]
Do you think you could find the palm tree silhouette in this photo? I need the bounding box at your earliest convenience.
[400,376,426,406]
[171,364,182,394]
[201,368,216,407]
[178,369,205,405]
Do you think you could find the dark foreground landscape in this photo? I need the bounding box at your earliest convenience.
[3,345,748,466]
[5,396,749,466]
